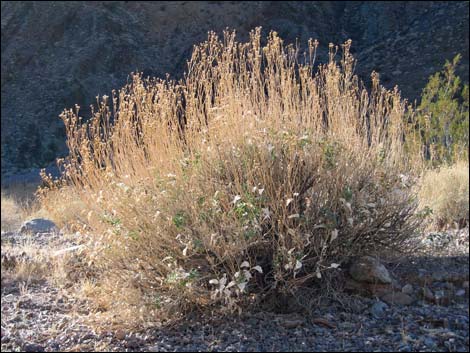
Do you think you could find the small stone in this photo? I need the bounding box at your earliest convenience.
[22,343,45,352]
[444,282,455,290]
[124,336,142,348]
[455,289,466,297]
[281,319,304,329]
[115,329,126,340]
[434,290,453,305]
[370,301,388,318]
[46,339,60,351]
[432,271,447,282]
[402,284,413,295]
[381,292,414,306]
[422,286,435,301]
[423,336,436,347]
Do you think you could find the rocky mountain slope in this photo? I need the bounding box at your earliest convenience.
[1,1,469,177]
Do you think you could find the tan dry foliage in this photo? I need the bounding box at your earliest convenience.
[1,181,41,232]
[418,160,469,228]
[39,29,422,326]
[1,193,24,232]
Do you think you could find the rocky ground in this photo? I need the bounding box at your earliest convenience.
[1,223,469,352]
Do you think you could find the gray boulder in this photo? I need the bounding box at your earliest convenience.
[349,256,392,284]
[19,218,58,234]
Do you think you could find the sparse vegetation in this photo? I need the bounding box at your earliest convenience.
[1,240,51,284]
[405,55,470,229]
[1,192,24,232]
[1,182,38,232]
[418,161,469,229]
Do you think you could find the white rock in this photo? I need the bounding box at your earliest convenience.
[53,245,84,257]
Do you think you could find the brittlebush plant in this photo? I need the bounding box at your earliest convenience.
[39,29,421,325]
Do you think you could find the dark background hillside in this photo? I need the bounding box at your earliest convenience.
[1,1,469,179]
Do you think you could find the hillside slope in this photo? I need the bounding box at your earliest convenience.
[1,1,468,176]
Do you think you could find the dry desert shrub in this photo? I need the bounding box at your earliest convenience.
[1,192,24,232]
[418,160,469,229]
[1,182,39,232]
[39,29,421,325]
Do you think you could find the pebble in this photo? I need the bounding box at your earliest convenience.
[115,329,127,340]
[422,286,435,301]
[370,301,388,318]
[402,284,414,294]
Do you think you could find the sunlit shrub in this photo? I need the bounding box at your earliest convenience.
[39,29,421,325]
[418,161,469,229]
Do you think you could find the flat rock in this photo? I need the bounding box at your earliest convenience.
[381,292,414,306]
[22,343,45,352]
[19,219,58,234]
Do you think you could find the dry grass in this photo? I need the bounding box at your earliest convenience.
[417,160,469,229]
[1,193,24,232]
[34,185,87,231]
[1,231,89,301]
[39,29,422,326]
[1,181,85,292]
[1,181,43,231]
[1,241,51,284]
[1,179,85,232]
[1,182,39,232]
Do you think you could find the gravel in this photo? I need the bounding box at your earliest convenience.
[1,228,469,352]
[3,287,468,352]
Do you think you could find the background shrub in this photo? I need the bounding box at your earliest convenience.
[418,161,469,229]
[413,54,469,165]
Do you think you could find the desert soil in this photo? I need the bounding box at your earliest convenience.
[1,228,469,352]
